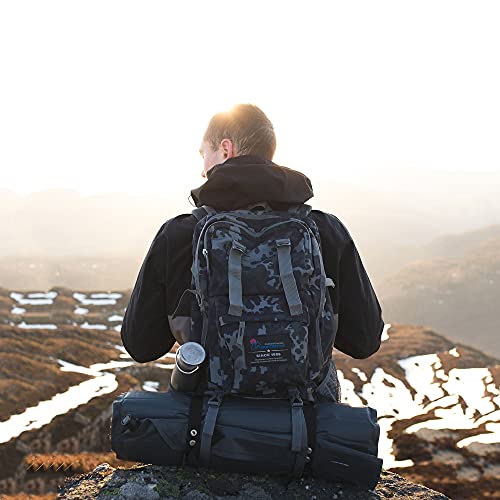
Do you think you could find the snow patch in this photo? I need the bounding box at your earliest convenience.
[0,360,117,444]
[10,291,54,305]
[114,344,128,355]
[91,293,122,299]
[457,423,500,447]
[80,322,107,330]
[396,358,500,448]
[143,381,160,392]
[398,354,446,402]
[381,323,391,341]
[17,322,57,330]
[27,291,58,299]
[89,360,134,371]
[351,367,368,382]
[340,352,500,468]
[73,292,117,305]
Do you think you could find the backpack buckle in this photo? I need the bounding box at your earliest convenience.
[208,396,222,407]
[231,240,246,253]
[194,290,207,312]
[121,414,139,431]
[207,390,224,406]
[288,387,303,407]
[276,238,291,247]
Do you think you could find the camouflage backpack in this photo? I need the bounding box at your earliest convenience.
[189,202,339,405]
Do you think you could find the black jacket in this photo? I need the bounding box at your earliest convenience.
[121,156,384,363]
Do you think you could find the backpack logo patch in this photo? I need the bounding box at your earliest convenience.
[245,334,291,365]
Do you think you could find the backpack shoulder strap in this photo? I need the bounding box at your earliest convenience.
[287,203,312,217]
[191,205,216,222]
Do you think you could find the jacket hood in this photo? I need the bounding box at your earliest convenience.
[190,155,314,210]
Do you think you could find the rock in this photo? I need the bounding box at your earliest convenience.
[119,481,160,499]
[58,463,450,499]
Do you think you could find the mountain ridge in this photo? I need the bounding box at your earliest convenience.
[0,285,498,498]
[379,236,500,357]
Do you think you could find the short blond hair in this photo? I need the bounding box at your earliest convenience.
[203,104,276,160]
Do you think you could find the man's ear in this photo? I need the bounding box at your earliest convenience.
[220,138,235,159]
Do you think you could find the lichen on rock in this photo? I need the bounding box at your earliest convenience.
[58,463,450,499]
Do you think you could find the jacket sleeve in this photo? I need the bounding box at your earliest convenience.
[121,222,176,362]
[334,231,385,359]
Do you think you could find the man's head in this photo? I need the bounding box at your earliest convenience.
[199,104,276,178]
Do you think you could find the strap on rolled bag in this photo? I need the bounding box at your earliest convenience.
[183,393,203,467]
[187,386,315,479]
[302,400,317,476]
[187,386,312,478]
[199,392,224,467]
[183,357,211,467]
[289,389,309,479]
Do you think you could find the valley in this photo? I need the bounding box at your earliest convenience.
[0,287,498,499]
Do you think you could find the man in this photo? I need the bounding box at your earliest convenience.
[121,104,384,399]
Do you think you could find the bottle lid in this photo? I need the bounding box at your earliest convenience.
[178,342,206,369]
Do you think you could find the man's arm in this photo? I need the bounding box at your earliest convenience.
[121,222,176,362]
[335,236,384,359]
[313,211,384,359]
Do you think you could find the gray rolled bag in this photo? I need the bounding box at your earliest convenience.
[111,388,383,489]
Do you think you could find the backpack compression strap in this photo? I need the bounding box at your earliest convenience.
[228,241,246,316]
[276,239,303,316]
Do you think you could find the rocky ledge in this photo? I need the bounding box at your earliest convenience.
[58,463,449,499]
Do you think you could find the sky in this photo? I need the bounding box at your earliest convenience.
[0,1,499,197]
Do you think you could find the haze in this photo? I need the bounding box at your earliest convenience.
[1,1,499,197]
[1,1,500,354]
[1,177,499,290]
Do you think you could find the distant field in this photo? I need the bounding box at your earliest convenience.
[0,256,139,291]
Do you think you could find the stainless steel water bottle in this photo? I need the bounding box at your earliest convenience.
[170,342,206,392]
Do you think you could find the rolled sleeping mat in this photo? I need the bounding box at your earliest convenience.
[111,389,382,489]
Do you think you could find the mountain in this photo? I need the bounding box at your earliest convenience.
[0,287,498,499]
[379,235,500,358]
[2,182,500,291]
[421,224,500,259]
